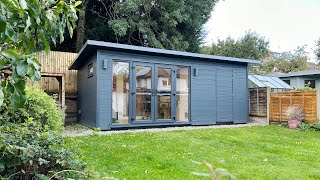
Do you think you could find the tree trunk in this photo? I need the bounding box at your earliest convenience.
[76,0,89,52]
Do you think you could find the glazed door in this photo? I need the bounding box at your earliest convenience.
[131,63,176,123]
[132,63,155,123]
[155,65,176,122]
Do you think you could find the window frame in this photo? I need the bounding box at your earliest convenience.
[88,63,94,78]
[283,79,290,85]
[304,80,316,88]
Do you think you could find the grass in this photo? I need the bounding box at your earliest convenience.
[66,126,320,179]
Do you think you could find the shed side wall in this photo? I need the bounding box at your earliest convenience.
[77,55,97,128]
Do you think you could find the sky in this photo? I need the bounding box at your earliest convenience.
[204,0,320,61]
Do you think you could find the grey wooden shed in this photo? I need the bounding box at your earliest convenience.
[69,40,260,130]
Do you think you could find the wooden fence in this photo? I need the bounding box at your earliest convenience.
[269,91,319,123]
[36,51,78,122]
[249,87,270,117]
[36,51,77,95]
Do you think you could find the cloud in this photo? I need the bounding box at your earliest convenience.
[204,0,320,61]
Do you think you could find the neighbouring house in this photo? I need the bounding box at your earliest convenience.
[69,40,259,130]
[276,70,320,89]
[248,75,292,92]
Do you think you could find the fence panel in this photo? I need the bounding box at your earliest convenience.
[36,51,77,95]
[269,91,318,123]
[36,51,78,122]
[249,87,268,117]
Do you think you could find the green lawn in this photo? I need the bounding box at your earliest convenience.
[66,126,320,179]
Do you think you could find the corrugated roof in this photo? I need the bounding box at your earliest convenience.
[248,75,292,89]
[69,40,260,70]
[276,70,320,77]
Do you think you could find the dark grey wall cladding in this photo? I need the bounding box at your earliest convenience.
[77,55,97,128]
[233,65,249,123]
[96,50,112,129]
[95,50,249,130]
[216,67,233,123]
[191,66,216,125]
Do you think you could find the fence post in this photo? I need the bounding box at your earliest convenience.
[257,88,259,116]
[317,89,320,122]
[267,87,271,125]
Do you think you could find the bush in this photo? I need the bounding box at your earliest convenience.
[310,123,320,131]
[293,87,314,92]
[0,120,85,179]
[0,84,64,132]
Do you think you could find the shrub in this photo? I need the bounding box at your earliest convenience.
[293,87,314,92]
[0,84,64,132]
[298,122,309,131]
[0,120,85,179]
[310,123,320,131]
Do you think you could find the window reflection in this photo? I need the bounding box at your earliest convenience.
[176,67,189,121]
[136,66,152,120]
[112,61,129,124]
[157,68,171,119]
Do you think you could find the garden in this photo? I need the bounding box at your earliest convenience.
[65,125,320,179]
[1,0,320,179]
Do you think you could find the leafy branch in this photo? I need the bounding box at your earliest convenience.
[0,0,81,107]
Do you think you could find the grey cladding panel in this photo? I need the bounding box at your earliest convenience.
[191,66,216,125]
[96,50,113,130]
[216,68,233,122]
[233,66,248,123]
[77,55,97,128]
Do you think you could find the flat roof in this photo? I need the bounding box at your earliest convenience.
[276,70,320,78]
[69,40,260,70]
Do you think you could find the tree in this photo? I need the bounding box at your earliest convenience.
[257,46,309,75]
[315,38,320,62]
[76,0,89,51]
[54,0,219,52]
[202,31,270,60]
[0,0,80,106]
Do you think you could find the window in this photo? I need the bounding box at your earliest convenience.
[112,61,130,124]
[88,63,94,77]
[162,79,171,86]
[304,80,315,88]
[162,80,168,86]
[283,80,290,85]
[176,66,190,122]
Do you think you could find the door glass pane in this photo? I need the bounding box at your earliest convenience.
[136,66,152,120]
[157,68,171,119]
[112,61,129,124]
[176,67,189,121]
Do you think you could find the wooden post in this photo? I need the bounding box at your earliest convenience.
[61,75,65,107]
[317,89,320,122]
[279,95,282,122]
[266,87,271,125]
[257,88,259,116]
[55,75,65,108]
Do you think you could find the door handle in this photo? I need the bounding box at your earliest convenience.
[131,92,136,95]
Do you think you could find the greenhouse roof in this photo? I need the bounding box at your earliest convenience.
[248,75,292,89]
